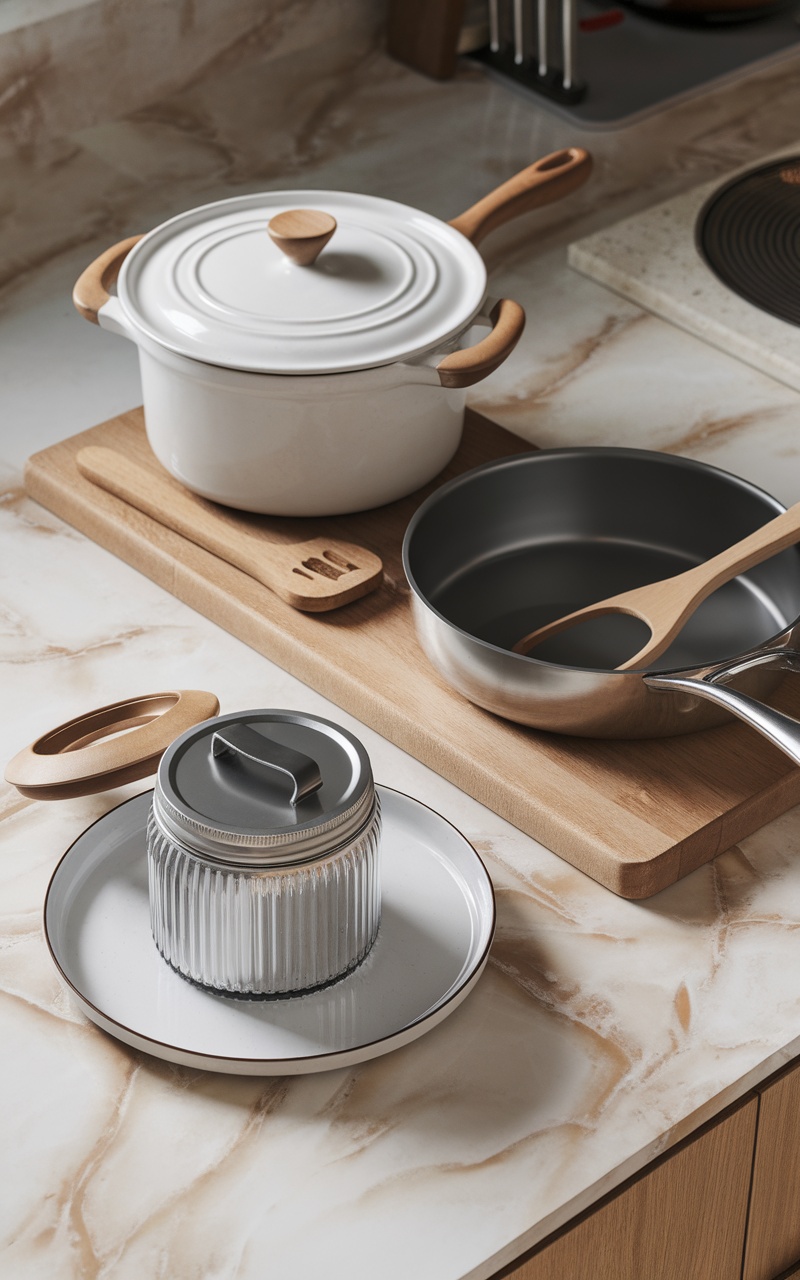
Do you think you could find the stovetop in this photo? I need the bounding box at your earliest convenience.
[698,156,800,327]
[568,144,800,390]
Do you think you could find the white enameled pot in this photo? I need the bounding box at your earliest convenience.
[117,322,475,516]
[73,149,591,516]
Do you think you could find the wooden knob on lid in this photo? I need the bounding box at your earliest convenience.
[267,209,337,266]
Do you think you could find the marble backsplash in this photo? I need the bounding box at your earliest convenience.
[0,0,388,157]
[3,0,800,318]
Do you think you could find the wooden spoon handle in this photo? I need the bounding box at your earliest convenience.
[620,501,800,668]
[77,445,286,585]
[514,501,800,670]
[76,447,383,612]
[672,501,800,601]
[448,148,592,246]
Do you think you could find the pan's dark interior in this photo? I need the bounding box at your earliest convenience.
[405,450,800,672]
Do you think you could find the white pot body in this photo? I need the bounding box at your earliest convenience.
[132,335,467,516]
[88,183,504,517]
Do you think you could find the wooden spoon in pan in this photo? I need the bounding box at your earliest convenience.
[513,501,800,670]
[76,446,383,613]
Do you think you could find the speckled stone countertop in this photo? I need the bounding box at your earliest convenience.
[4,23,800,1280]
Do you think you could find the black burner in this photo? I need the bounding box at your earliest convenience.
[697,156,800,328]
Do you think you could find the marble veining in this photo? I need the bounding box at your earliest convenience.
[0,0,388,157]
[3,19,800,1280]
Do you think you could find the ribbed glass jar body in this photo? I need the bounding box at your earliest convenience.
[146,797,381,997]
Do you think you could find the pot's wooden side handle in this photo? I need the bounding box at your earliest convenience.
[73,235,143,325]
[449,148,592,246]
[437,298,525,389]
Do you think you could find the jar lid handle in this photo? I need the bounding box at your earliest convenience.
[212,723,323,805]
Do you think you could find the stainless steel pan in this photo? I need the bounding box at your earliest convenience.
[402,448,800,761]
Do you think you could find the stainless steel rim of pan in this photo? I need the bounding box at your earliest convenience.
[402,447,800,756]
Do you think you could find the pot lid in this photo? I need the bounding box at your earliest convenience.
[153,709,376,865]
[117,190,488,375]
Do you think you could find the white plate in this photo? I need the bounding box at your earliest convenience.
[44,787,495,1074]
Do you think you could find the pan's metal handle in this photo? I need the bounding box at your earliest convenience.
[645,650,800,767]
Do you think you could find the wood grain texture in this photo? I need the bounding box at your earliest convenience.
[72,235,142,325]
[449,149,593,247]
[266,209,336,266]
[437,299,525,389]
[4,689,220,799]
[24,408,800,898]
[744,1062,800,1280]
[75,446,383,611]
[498,1098,758,1280]
[386,0,466,80]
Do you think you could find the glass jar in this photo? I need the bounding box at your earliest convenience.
[146,709,381,997]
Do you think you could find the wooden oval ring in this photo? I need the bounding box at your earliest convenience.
[5,690,220,800]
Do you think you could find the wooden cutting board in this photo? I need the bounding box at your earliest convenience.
[25,407,800,898]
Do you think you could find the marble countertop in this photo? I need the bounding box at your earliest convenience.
[4,27,800,1280]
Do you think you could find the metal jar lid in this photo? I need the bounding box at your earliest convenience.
[152,709,376,866]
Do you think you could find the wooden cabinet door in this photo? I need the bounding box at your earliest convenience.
[743,1061,800,1280]
[496,1097,758,1280]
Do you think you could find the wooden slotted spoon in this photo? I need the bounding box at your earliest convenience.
[76,446,383,612]
[512,501,800,670]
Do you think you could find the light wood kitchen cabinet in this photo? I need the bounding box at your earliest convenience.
[495,1098,758,1279]
[744,1063,800,1280]
[495,1055,800,1280]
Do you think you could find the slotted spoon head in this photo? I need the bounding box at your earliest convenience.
[270,537,383,611]
[512,500,800,670]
